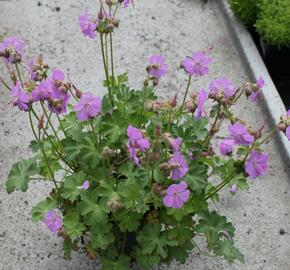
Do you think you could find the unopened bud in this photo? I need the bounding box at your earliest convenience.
[143,79,148,87]
[169,95,177,108]
[221,97,227,106]
[102,147,115,157]
[38,114,45,129]
[3,48,10,58]
[155,125,161,136]
[201,151,209,157]
[98,9,104,20]
[75,88,83,99]
[185,101,196,113]
[180,61,184,69]
[112,18,119,27]
[107,24,114,32]
[153,79,159,87]
[145,100,154,112]
[277,123,286,132]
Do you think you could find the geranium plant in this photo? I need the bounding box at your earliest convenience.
[1,1,289,269]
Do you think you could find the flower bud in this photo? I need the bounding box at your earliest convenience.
[169,95,177,108]
[155,125,161,136]
[185,101,196,113]
[143,79,149,87]
[145,100,154,112]
[102,147,115,157]
[277,123,286,132]
[153,79,159,87]
[3,48,10,58]
[38,114,45,129]
[180,61,184,69]
[112,18,119,27]
[98,9,104,20]
[200,151,209,157]
[106,194,123,212]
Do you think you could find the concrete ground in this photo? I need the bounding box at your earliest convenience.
[0,0,290,269]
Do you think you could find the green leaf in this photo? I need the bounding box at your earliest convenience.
[185,162,208,192]
[115,211,143,232]
[101,255,130,270]
[169,240,194,263]
[166,202,194,222]
[62,171,87,201]
[6,158,39,193]
[31,198,57,221]
[137,224,178,259]
[118,180,149,213]
[195,211,238,259]
[77,192,109,225]
[90,223,114,250]
[29,140,44,153]
[62,137,81,161]
[215,240,245,263]
[63,237,74,260]
[63,212,86,240]
[135,247,160,270]
[39,155,61,179]
[167,220,195,244]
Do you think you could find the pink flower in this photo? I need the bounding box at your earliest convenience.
[168,151,189,180]
[31,80,52,102]
[74,92,102,121]
[127,125,150,166]
[148,55,168,79]
[245,151,268,179]
[195,89,207,119]
[168,137,182,152]
[11,81,30,111]
[81,180,90,190]
[163,181,190,209]
[183,51,211,77]
[79,12,97,39]
[219,139,235,156]
[48,69,70,114]
[250,76,265,102]
[44,210,62,234]
[124,0,134,7]
[0,37,24,62]
[287,110,290,117]
[230,184,237,193]
[228,123,254,146]
[209,77,235,98]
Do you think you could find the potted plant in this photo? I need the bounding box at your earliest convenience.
[228,0,290,109]
[255,0,290,109]
[1,0,289,269]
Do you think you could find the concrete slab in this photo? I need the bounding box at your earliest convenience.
[0,0,289,269]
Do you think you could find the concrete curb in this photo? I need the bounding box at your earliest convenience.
[217,0,290,162]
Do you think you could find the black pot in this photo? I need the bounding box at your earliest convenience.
[259,37,290,109]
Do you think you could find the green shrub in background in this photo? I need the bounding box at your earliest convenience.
[228,0,261,28]
[256,0,290,48]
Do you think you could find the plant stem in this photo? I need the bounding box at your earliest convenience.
[0,76,11,91]
[31,108,75,171]
[57,114,67,137]
[40,102,61,142]
[28,110,58,190]
[179,75,192,113]
[15,63,23,87]
[203,105,221,147]
[109,32,115,86]
[100,32,114,107]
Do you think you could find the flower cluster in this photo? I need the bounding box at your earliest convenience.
[1,1,286,269]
